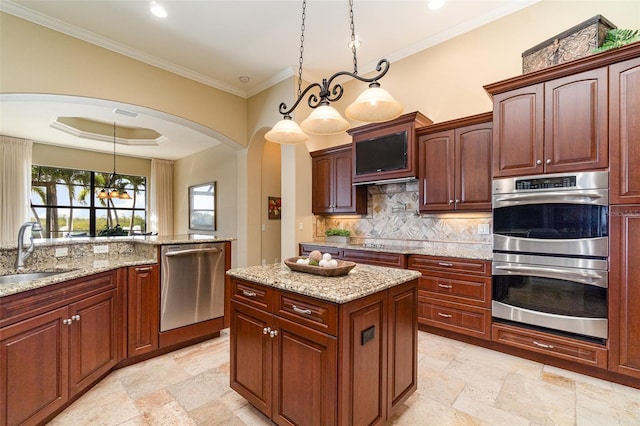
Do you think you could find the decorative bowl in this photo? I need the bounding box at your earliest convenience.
[283,257,356,277]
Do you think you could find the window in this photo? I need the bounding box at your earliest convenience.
[30,165,147,238]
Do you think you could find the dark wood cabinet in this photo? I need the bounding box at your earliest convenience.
[0,271,120,426]
[311,144,366,215]
[408,255,492,340]
[609,205,640,379]
[127,265,159,357]
[490,68,608,177]
[299,244,407,269]
[610,56,640,205]
[229,276,417,425]
[417,113,492,212]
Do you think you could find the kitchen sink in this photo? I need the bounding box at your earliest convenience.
[0,271,68,285]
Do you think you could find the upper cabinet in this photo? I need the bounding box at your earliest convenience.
[417,113,492,212]
[610,55,640,205]
[490,68,608,177]
[349,112,432,185]
[311,144,366,215]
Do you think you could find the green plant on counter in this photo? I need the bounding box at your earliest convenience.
[593,28,640,53]
[97,224,128,236]
[325,228,351,237]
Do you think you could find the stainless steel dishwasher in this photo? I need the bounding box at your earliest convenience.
[160,242,226,332]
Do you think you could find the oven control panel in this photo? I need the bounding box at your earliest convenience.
[515,176,576,190]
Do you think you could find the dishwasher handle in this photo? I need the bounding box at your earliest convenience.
[164,247,222,257]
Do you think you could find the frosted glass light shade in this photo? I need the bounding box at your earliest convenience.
[265,117,309,144]
[300,105,350,135]
[345,86,403,123]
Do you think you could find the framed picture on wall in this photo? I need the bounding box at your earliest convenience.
[268,196,281,220]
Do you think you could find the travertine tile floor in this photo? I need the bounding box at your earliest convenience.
[48,330,640,425]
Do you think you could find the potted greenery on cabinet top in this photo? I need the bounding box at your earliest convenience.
[325,228,350,243]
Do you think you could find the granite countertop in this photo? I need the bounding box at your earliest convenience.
[227,263,421,304]
[301,241,492,260]
[0,234,235,250]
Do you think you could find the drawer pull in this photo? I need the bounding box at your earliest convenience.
[437,312,452,318]
[532,340,554,349]
[438,262,454,267]
[438,284,453,289]
[292,305,312,315]
[242,289,257,297]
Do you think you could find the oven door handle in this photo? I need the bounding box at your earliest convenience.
[493,190,607,206]
[493,264,608,288]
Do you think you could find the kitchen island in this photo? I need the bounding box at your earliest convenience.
[227,262,421,426]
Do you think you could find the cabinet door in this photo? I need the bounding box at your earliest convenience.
[311,155,333,214]
[544,68,608,173]
[609,205,640,378]
[610,57,640,204]
[0,307,69,426]
[333,150,359,213]
[272,316,337,426]
[492,84,544,177]
[68,290,119,396]
[229,300,272,417]
[418,130,455,211]
[455,122,492,211]
[127,265,159,357]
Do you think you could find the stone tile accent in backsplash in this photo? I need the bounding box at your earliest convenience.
[316,182,492,248]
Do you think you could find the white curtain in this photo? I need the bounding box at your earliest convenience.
[0,136,33,244]
[150,158,174,235]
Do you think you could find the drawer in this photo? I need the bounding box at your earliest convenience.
[408,255,490,276]
[275,291,338,336]
[418,297,491,340]
[299,244,342,259]
[492,322,608,369]
[341,249,407,268]
[418,274,491,308]
[230,279,273,311]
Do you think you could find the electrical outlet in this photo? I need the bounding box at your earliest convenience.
[298,222,303,231]
[261,224,266,231]
[93,245,109,254]
[55,247,69,257]
[93,259,109,268]
[477,224,490,235]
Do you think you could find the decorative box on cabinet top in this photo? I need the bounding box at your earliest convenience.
[522,15,616,74]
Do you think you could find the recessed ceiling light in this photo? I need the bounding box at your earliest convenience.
[150,2,168,18]
[428,0,446,10]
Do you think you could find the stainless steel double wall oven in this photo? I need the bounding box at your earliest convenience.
[492,171,609,342]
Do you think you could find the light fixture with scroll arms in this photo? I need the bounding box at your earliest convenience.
[265,0,403,144]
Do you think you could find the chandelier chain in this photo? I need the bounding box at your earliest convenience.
[349,0,358,75]
[297,0,307,98]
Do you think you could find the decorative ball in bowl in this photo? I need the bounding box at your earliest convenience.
[284,257,356,277]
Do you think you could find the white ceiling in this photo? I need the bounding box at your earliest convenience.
[0,0,538,160]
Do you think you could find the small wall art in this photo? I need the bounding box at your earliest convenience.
[268,196,281,220]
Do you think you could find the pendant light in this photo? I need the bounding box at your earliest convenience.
[98,122,131,199]
[265,0,402,144]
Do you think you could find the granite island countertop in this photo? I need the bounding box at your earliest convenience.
[227,263,421,304]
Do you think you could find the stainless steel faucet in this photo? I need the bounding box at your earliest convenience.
[15,221,43,269]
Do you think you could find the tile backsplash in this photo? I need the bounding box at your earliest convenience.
[315,181,492,248]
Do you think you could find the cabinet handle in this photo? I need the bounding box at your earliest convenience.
[532,340,554,349]
[136,266,153,272]
[270,330,278,338]
[455,199,460,204]
[63,318,73,325]
[292,305,312,315]
[546,159,551,165]
[536,159,542,165]
[437,312,452,318]
[71,314,81,321]
[438,262,453,267]
[242,289,257,297]
[263,327,271,335]
[438,283,453,289]
[448,199,453,205]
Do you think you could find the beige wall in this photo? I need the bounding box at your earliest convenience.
[260,141,282,264]
[0,12,248,148]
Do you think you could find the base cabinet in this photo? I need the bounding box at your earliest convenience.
[127,265,159,357]
[229,277,417,426]
[0,271,120,426]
